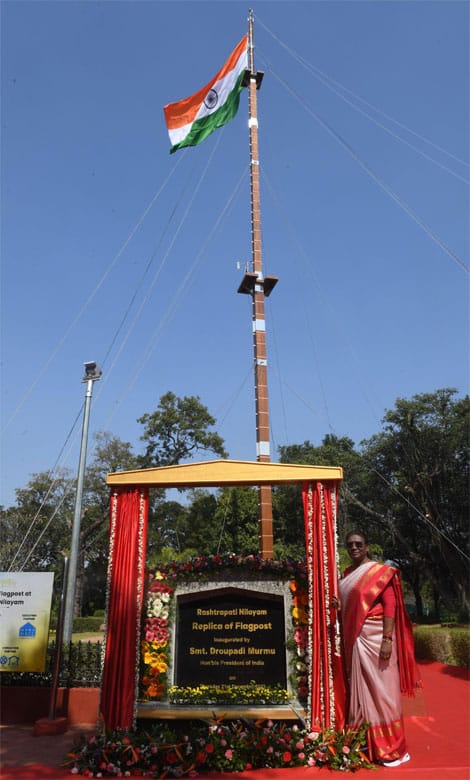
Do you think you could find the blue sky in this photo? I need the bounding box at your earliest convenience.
[1,0,468,508]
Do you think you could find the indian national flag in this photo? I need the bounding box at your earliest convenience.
[164,35,248,154]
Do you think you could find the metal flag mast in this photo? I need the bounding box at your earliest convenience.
[238,9,278,559]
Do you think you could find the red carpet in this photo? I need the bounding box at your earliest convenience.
[1,662,469,779]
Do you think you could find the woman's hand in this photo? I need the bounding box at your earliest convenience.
[331,595,340,610]
[379,637,392,661]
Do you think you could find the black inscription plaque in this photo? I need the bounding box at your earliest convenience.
[175,587,286,687]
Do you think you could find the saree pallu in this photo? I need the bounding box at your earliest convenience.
[339,561,416,763]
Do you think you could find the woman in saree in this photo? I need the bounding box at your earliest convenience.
[333,531,420,767]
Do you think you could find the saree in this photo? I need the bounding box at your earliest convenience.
[339,561,418,764]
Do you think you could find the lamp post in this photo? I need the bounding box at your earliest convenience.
[62,361,102,644]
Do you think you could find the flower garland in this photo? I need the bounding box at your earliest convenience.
[102,489,119,672]
[289,579,309,703]
[154,552,307,583]
[133,489,148,725]
[320,483,335,726]
[140,576,173,701]
[304,483,315,730]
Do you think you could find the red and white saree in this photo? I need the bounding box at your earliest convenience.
[339,561,419,764]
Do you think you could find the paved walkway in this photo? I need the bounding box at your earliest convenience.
[0,723,93,769]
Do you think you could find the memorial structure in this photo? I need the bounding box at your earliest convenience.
[100,459,346,732]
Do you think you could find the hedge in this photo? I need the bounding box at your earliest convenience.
[48,615,103,632]
[413,625,470,667]
[71,616,104,633]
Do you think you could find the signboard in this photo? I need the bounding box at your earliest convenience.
[175,587,286,687]
[0,572,54,672]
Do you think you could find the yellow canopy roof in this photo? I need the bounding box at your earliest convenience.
[106,459,343,488]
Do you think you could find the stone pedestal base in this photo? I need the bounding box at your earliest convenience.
[33,716,68,736]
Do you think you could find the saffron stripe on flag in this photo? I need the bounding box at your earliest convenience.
[164,35,248,130]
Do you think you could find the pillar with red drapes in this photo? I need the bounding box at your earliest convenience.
[100,486,149,730]
[302,481,347,730]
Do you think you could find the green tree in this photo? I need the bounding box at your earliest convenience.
[147,499,190,565]
[183,489,220,554]
[0,433,139,617]
[362,389,469,619]
[146,487,259,564]
[137,391,228,467]
[80,432,139,615]
[213,487,259,555]
[0,469,75,575]
[0,470,76,613]
[275,434,371,559]
[136,392,228,564]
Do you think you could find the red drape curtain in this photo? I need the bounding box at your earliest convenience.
[302,481,347,731]
[100,486,148,730]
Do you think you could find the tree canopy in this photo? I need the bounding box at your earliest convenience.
[360,389,469,617]
[138,391,227,467]
[1,388,468,621]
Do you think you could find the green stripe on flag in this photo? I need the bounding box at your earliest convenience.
[170,74,245,154]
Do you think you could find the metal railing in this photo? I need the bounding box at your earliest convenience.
[0,641,103,688]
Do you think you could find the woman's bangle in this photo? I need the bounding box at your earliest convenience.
[382,635,393,642]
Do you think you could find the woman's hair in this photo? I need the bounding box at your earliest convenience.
[345,530,368,544]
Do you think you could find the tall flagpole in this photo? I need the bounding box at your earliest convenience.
[238,9,278,559]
